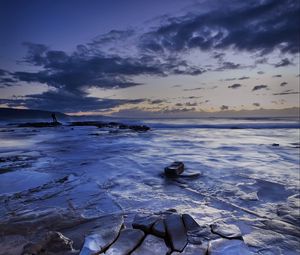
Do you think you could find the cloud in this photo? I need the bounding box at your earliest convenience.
[149,99,165,104]
[140,0,300,55]
[274,58,294,68]
[0,91,145,112]
[185,102,197,106]
[215,61,241,71]
[183,87,204,91]
[252,85,268,91]
[220,105,229,110]
[257,71,264,75]
[273,90,299,95]
[280,82,288,86]
[238,76,250,80]
[228,83,242,89]
[272,74,282,78]
[253,103,260,107]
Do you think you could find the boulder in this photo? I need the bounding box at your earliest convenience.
[105,229,144,255]
[132,214,159,233]
[164,162,184,177]
[210,221,242,239]
[165,214,187,252]
[79,215,124,255]
[152,219,166,238]
[208,239,252,255]
[131,234,168,255]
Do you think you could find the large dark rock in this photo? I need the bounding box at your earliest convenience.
[105,229,144,255]
[128,125,150,132]
[165,214,187,252]
[131,234,168,255]
[18,122,62,128]
[132,214,159,233]
[22,231,74,255]
[79,215,124,255]
[164,162,184,177]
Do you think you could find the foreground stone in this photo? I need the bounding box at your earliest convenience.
[152,219,166,238]
[105,229,144,255]
[172,243,207,255]
[131,234,168,255]
[182,214,201,232]
[79,215,124,255]
[165,214,187,252]
[210,221,242,239]
[208,239,252,255]
[165,162,185,177]
[132,214,158,233]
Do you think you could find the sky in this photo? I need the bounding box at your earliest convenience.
[0,0,299,116]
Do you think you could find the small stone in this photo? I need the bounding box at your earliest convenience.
[165,214,187,252]
[182,214,201,232]
[131,234,168,255]
[132,214,158,233]
[208,239,252,255]
[211,221,242,239]
[165,162,184,177]
[105,229,144,255]
[152,219,166,238]
[172,243,207,255]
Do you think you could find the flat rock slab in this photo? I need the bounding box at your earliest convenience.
[178,171,201,179]
[152,219,166,238]
[172,243,207,255]
[132,214,159,233]
[165,214,187,252]
[208,239,252,255]
[131,234,168,255]
[79,215,124,255]
[105,229,144,255]
[211,221,242,239]
[182,214,201,232]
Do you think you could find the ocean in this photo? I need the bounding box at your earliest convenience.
[0,117,299,254]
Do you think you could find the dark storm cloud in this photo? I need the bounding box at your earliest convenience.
[220,105,229,110]
[90,29,135,45]
[183,87,204,91]
[252,85,268,91]
[215,62,241,71]
[0,69,9,76]
[274,58,294,68]
[0,91,145,112]
[280,82,288,87]
[272,74,282,78]
[140,0,300,55]
[253,103,260,107]
[238,76,250,80]
[228,83,242,89]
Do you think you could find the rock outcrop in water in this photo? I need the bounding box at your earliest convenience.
[18,122,62,128]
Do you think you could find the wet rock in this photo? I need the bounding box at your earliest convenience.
[22,231,74,255]
[211,221,242,239]
[165,162,184,177]
[131,234,168,255]
[129,125,150,132]
[165,213,187,252]
[132,214,159,233]
[79,215,124,255]
[208,238,252,255]
[152,219,166,238]
[182,214,201,232]
[272,143,280,146]
[0,235,28,255]
[186,225,219,245]
[179,171,201,179]
[18,122,62,128]
[105,229,144,255]
[172,243,207,255]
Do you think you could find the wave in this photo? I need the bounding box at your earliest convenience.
[148,122,300,129]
